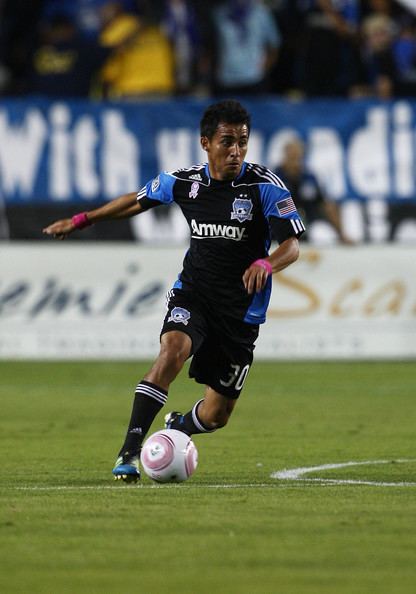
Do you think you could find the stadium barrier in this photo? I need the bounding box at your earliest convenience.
[0,243,414,360]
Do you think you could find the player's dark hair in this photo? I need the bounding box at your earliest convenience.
[200,100,251,139]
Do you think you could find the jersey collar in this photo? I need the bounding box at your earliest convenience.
[204,161,248,184]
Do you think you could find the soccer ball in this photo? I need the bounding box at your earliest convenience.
[140,429,198,483]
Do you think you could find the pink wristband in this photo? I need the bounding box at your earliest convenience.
[252,258,273,275]
[71,212,91,230]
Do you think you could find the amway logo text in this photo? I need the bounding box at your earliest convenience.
[191,219,245,241]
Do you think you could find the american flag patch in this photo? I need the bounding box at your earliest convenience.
[276,197,296,215]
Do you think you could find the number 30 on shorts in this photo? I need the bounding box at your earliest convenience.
[219,364,250,390]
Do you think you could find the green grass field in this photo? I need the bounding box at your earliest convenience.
[1,360,415,594]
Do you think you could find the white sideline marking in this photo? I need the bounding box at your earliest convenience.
[271,458,416,487]
[5,460,416,492]
[10,483,291,492]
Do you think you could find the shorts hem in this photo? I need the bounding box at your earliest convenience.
[188,373,241,400]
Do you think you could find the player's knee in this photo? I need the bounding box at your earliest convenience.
[161,333,191,362]
[146,338,190,386]
[157,353,184,379]
[159,343,188,374]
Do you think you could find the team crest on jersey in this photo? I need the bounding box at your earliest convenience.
[189,182,200,199]
[231,195,253,223]
[151,176,160,193]
[168,307,191,325]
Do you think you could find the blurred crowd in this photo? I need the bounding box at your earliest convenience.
[0,0,415,101]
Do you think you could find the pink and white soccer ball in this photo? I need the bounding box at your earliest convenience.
[140,429,198,483]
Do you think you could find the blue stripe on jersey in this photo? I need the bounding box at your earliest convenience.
[244,276,272,325]
[145,172,175,205]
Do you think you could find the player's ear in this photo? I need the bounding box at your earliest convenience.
[200,136,210,153]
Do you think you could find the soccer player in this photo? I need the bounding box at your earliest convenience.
[43,99,305,482]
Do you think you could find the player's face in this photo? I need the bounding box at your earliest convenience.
[201,122,249,181]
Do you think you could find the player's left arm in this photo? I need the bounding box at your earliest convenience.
[243,180,304,294]
[243,236,299,295]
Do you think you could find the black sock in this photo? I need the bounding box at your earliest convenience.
[118,380,168,457]
[172,399,215,435]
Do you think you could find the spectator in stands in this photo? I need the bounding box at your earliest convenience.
[40,0,123,41]
[0,0,44,95]
[0,0,8,93]
[359,13,398,99]
[362,0,396,19]
[210,0,281,96]
[360,0,416,98]
[274,138,353,244]
[266,0,309,96]
[27,14,110,97]
[297,0,361,97]
[99,0,174,98]
[161,0,201,95]
[393,16,416,97]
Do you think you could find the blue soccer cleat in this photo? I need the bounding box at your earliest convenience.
[164,411,183,430]
[164,411,192,435]
[112,452,141,483]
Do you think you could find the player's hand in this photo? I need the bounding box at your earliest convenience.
[42,218,74,240]
[242,262,270,294]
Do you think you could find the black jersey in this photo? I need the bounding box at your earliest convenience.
[137,162,305,324]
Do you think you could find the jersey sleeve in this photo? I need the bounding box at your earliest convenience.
[260,183,305,243]
[136,172,176,211]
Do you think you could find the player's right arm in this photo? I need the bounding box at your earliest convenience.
[42,191,143,240]
[43,172,175,240]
